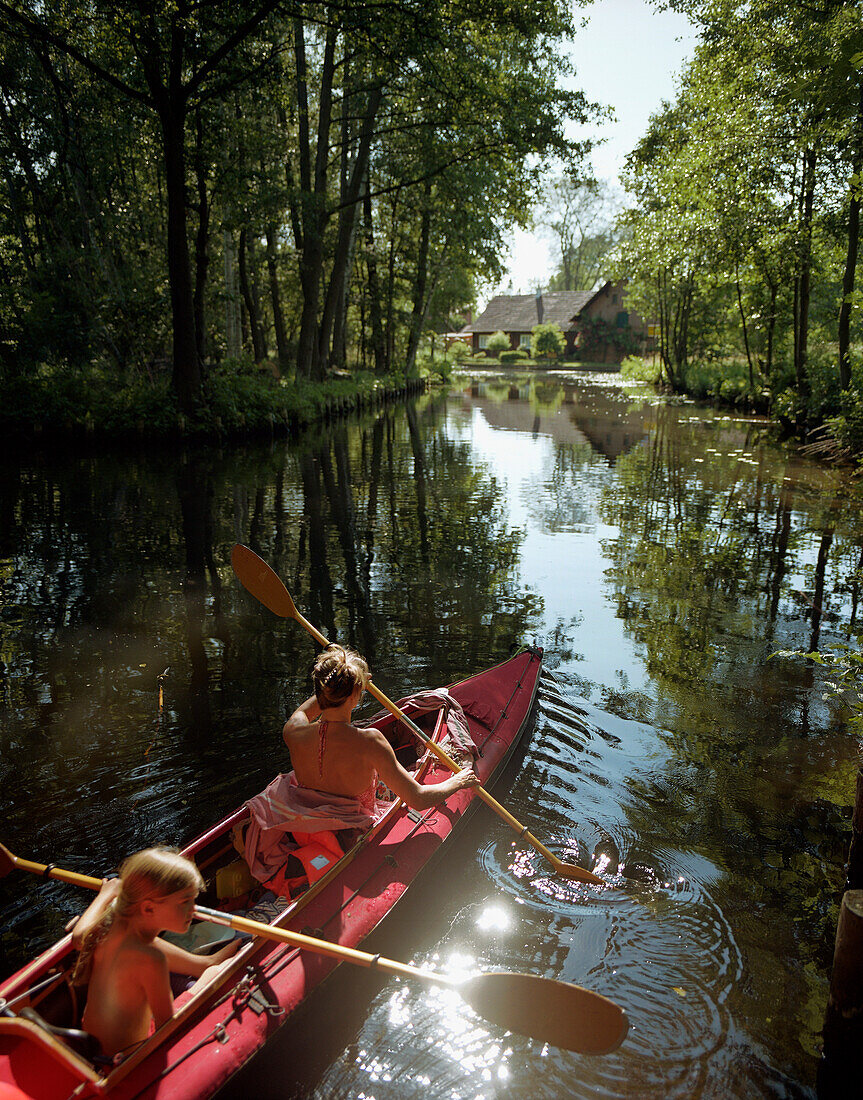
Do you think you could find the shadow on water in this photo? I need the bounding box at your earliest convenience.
[2,372,863,1096]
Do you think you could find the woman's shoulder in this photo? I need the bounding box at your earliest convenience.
[284,715,321,744]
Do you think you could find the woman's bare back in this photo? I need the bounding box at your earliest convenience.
[288,719,379,798]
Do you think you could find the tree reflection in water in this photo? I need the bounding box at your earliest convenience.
[4,374,863,1097]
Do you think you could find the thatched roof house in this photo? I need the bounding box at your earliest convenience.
[458,281,649,363]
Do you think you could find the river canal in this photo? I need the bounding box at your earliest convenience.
[1,369,860,1098]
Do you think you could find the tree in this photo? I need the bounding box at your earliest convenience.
[285,0,593,380]
[487,330,510,356]
[0,0,284,410]
[539,173,620,292]
[531,322,565,360]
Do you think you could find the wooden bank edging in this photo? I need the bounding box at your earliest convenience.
[819,767,863,1098]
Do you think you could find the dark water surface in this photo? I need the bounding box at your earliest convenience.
[2,370,861,1098]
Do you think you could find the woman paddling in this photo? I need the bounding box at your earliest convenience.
[71,847,239,1059]
[283,644,479,812]
[238,644,480,892]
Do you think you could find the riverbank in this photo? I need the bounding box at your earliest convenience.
[617,353,863,463]
[0,360,431,445]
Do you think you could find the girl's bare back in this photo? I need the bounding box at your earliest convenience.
[82,928,169,1057]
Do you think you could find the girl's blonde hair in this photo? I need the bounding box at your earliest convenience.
[312,644,369,710]
[72,847,203,985]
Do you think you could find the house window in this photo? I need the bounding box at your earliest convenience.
[519,334,531,348]
[478,334,489,348]
[616,311,629,328]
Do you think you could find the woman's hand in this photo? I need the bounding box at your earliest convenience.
[452,766,480,790]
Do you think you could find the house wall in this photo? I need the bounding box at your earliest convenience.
[578,282,651,364]
[472,330,576,356]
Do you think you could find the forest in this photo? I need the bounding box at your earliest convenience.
[5,0,863,454]
[612,0,863,455]
[0,0,593,437]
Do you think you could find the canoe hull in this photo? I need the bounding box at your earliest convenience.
[0,647,543,1100]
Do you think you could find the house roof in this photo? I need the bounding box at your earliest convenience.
[460,289,603,334]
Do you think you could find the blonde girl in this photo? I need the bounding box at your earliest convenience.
[71,847,239,1058]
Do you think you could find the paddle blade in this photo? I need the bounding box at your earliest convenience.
[556,862,604,886]
[231,544,297,619]
[460,971,628,1054]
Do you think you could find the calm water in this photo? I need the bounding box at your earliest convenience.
[1,370,860,1098]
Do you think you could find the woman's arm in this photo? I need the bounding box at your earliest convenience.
[367,732,478,810]
[283,695,321,745]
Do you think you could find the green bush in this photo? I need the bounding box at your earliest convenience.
[486,330,511,356]
[500,349,528,364]
[531,322,565,361]
[620,355,661,383]
[0,360,419,440]
[447,339,471,361]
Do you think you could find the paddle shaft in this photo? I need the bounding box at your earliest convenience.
[290,603,599,883]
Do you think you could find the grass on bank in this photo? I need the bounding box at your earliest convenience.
[0,358,430,441]
[619,344,863,462]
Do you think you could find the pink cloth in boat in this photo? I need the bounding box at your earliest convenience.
[242,772,388,881]
[360,688,478,763]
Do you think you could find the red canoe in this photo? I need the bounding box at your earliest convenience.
[0,647,544,1100]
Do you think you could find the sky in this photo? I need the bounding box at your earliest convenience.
[486,0,700,301]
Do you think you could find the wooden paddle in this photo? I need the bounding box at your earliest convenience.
[231,543,604,886]
[0,845,628,1054]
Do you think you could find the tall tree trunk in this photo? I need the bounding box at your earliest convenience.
[318,87,382,374]
[363,186,386,373]
[239,227,265,363]
[764,276,777,383]
[145,24,200,414]
[384,191,402,371]
[839,84,863,391]
[193,109,210,374]
[735,263,754,391]
[294,20,337,380]
[795,147,816,403]
[265,223,288,374]
[405,185,432,376]
[223,227,242,359]
[163,109,200,410]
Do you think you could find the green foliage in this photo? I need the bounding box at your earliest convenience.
[620,355,661,383]
[446,339,472,361]
[486,330,511,356]
[531,322,566,360]
[0,361,419,439]
[0,0,599,421]
[499,348,528,363]
[616,0,863,428]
